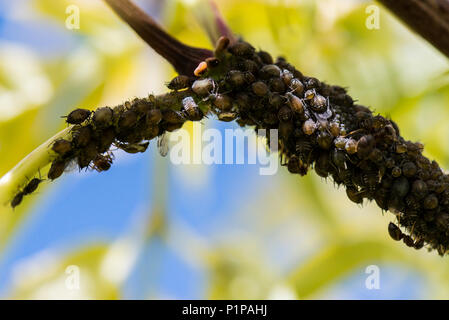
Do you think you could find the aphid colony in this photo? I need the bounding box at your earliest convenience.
[11,37,449,256]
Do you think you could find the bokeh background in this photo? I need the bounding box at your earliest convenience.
[0,0,449,299]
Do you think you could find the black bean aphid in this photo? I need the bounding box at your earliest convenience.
[92,107,113,128]
[52,139,72,156]
[23,178,43,195]
[48,160,66,180]
[182,97,203,121]
[64,109,91,125]
[228,41,255,57]
[192,78,215,96]
[167,75,191,91]
[11,192,24,209]
[92,154,113,172]
[388,222,403,241]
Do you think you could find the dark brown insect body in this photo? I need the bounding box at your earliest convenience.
[65,109,91,125]
[167,75,191,91]
[23,178,43,195]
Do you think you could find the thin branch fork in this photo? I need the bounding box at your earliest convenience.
[104,0,213,75]
[378,0,449,59]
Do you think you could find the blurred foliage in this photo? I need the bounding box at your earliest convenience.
[1,0,449,299]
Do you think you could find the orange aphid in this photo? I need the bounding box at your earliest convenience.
[194,61,208,77]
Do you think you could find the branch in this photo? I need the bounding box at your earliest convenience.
[378,0,449,59]
[104,0,213,75]
[0,127,72,207]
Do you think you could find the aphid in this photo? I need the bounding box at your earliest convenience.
[402,161,417,177]
[278,106,292,122]
[304,89,315,101]
[438,245,447,256]
[258,50,273,64]
[98,127,116,153]
[286,93,304,115]
[48,160,67,180]
[289,78,304,96]
[23,178,43,195]
[73,126,92,148]
[214,36,230,56]
[11,192,24,209]
[212,94,232,111]
[194,61,208,77]
[369,148,383,163]
[334,136,347,150]
[92,107,113,128]
[356,135,374,159]
[423,194,438,210]
[218,112,238,122]
[332,149,347,169]
[345,139,357,154]
[346,187,363,204]
[287,155,301,174]
[167,75,191,91]
[314,153,330,178]
[436,213,449,229]
[238,59,259,74]
[391,176,410,198]
[251,81,269,97]
[279,121,293,140]
[395,143,407,154]
[310,94,327,112]
[192,78,215,96]
[328,122,340,137]
[77,141,98,169]
[118,110,138,130]
[182,97,203,121]
[268,93,284,108]
[259,64,281,79]
[317,131,333,150]
[161,109,185,124]
[164,122,184,132]
[157,132,169,157]
[403,235,415,247]
[52,139,72,156]
[302,119,316,135]
[64,109,91,125]
[117,142,149,154]
[269,78,285,93]
[228,41,255,57]
[92,154,113,172]
[146,109,162,125]
[304,77,321,90]
[281,69,294,86]
[296,140,313,156]
[143,125,159,140]
[131,99,151,115]
[227,70,246,87]
[391,166,402,178]
[263,112,278,125]
[413,239,425,250]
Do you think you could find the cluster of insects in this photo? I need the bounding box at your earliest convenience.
[10,37,449,256]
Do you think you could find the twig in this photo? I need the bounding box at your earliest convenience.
[378,0,449,59]
[104,0,213,75]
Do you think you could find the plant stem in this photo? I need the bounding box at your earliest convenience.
[0,127,72,206]
[104,0,213,75]
[378,0,449,59]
